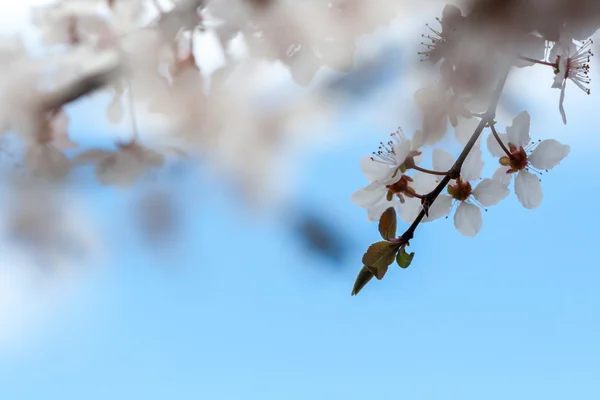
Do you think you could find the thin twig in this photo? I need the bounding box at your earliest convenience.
[489,123,511,157]
[41,63,122,111]
[518,55,557,68]
[411,165,449,176]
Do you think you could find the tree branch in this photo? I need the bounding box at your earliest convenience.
[41,63,122,111]
[400,69,510,243]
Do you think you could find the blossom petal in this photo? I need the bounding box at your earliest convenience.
[411,171,438,194]
[454,116,481,146]
[394,139,412,165]
[399,197,421,224]
[552,73,563,89]
[461,146,484,182]
[454,202,482,237]
[487,132,509,158]
[421,114,448,146]
[473,179,510,207]
[529,139,570,170]
[423,194,453,222]
[433,149,455,172]
[359,156,390,182]
[507,111,531,147]
[559,80,567,124]
[366,198,396,222]
[414,87,438,110]
[492,166,513,186]
[413,151,423,166]
[515,170,543,209]
[351,183,386,208]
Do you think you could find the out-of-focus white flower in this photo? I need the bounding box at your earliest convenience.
[413,84,472,147]
[73,142,164,187]
[24,144,70,180]
[487,111,570,209]
[453,116,483,147]
[550,36,593,124]
[32,0,108,46]
[431,147,509,237]
[418,4,466,65]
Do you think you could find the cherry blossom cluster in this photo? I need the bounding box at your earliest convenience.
[0,0,413,267]
[351,3,595,295]
[1,0,407,189]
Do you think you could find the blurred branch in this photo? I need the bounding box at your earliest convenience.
[41,0,208,112]
[41,63,122,111]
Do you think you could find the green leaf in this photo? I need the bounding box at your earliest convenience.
[362,241,399,280]
[396,249,415,269]
[378,207,397,240]
[351,266,375,296]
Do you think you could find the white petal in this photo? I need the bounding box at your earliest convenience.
[472,179,510,207]
[366,198,396,222]
[552,55,569,89]
[552,73,564,89]
[454,202,482,237]
[454,116,480,146]
[421,114,448,146]
[411,130,426,149]
[559,81,567,124]
[413,152,423,166]
[515,170,543,209]
[529,139,570,170]
[433,149,455,172]
[487,132,509,158]
[461,147,484,182]
[411,171,439,194]
[351,183,386,208]
[107,94,124,124]
[394,139,412,165]
[507,111,531,147]
[492,166,513,186]
[414,87,438,110]
[359,156,390,182]
[399,198,422,224]
[423,194,453,222]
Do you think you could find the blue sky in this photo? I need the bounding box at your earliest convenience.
[2,3,600,400]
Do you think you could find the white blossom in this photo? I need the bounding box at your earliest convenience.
[487,111,570,209]
[549,36,593,124]
[73,142,164,187]
[31,0,108,46]
[351,130,422,221]
[413,85,472,147]
[432,148,509,237]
